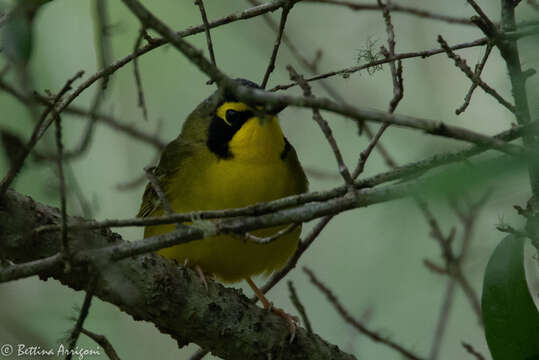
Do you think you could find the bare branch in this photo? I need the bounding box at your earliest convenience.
[54,113,70,259]
[421,195,489,359]
[270,38,489,92]
[119,0,534,165]
[288,66,354,186]
[429,278,457,360]
[242,223,299,244]
[304,267,425,360]
[352,0,404,179]
[0,70,84,198]
[456,43,494,115]
[133,27,149,121]
[258,215,334,297]
[0,190,356,360]
[51,0,297,127]
[80,329,121,360]
[66,279,97,360]
[261,2,293,88]
[288,281,313,333]
[353,123,391,178]
[247,0,322,73]
[0,78,165,148]
[438,35,515,113]
[461,342,486,360]
[195,0,217,67]
[466,0,497,31]
[303,0,473,25]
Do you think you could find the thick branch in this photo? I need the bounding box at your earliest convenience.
[499,0,539,196]
[0,190,355,360]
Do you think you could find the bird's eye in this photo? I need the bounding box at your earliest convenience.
[225,109,242,126]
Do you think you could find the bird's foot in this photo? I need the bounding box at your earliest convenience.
[246,277,299,343]
[265,302,299,343]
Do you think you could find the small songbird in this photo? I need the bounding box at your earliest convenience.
[138,79,308,337]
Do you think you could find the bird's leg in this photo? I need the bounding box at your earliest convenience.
[246,277,299,342]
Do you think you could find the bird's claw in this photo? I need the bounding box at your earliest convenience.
[270,306,299,343]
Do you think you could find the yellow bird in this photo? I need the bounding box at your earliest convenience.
[138,79,308,335]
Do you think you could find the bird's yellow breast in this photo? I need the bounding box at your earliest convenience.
[144,116,304,282]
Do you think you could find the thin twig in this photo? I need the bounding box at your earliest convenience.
[304,267,425,360]
[250,0,395,173]
[60,0,113,161]
[438,35,515,113]
[270,37,489,92]
[246,0,322,73]
[456,43,494,115]
[54,113,70,260]
[303,0,473,25]
[0,78,164,149]
[0,70,84,198]
[353,123,391,178]
[378,0,404,114]
[133,27,149,120]
[195,0,217,67]
[66,278,97,360]
[258,215,334,297]
[288,281,313,333]
[80,329,121,360]
[429,278,457,360]
[461,342,486,360]
[261,2,293,88]
[352,0,403,179]
[421,194,489,359]
[287,66,354,186]
[242,223,299,244]
[53,0,298,131]
[466,0,497,31]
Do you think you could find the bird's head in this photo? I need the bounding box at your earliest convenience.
[184,79,289,161]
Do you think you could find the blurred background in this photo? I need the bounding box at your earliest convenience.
[0,0,538,359]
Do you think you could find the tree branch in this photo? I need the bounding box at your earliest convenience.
[0,190,355,360]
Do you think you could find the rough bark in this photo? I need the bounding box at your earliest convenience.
[0,190,356,360]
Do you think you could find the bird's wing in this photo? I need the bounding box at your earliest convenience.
[137,137,196,218]
[282,137,309,194]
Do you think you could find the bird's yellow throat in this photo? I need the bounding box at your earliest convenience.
[217,101,286,163]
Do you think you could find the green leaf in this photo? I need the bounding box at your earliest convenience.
[482,235,539,360]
